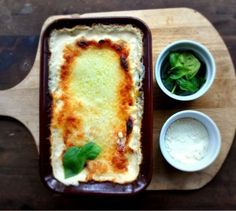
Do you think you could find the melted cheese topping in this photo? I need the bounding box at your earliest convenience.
[49,24,144,185]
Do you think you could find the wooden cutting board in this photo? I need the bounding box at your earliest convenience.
[0,8,235,190]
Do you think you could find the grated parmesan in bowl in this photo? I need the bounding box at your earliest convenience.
[159,110,221,172]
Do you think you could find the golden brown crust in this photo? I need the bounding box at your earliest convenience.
[52,39,134,173]
[49,24,144,185]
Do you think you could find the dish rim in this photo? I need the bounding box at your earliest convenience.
[39,16,153,195]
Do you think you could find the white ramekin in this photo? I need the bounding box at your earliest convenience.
[155,40,216,101]
[159,110,221,172]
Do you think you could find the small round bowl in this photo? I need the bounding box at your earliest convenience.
[159,110,221,172]
[155,40,216,101]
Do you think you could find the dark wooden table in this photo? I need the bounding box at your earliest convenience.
[0,0,235,209]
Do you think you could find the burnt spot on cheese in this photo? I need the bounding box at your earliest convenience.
[65,116,78,127]
[63,45,79,63]
[118,73,133,116]
[97,39,123,52]
[60,45,80,90]
[60,64,69,83]
[112,150,127,172]
[120,54,129,71]
[113,44,122,52]
[76,40,89,48]
[126,117,133,136]
[98,39,105,45]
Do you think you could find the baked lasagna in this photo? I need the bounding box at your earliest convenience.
[48,24,144,185]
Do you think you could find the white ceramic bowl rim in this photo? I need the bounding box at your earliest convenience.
[155,40,216,101]
[159,110,221,172]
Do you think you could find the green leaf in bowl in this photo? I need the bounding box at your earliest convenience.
[177,77,200,93]
[163,51,204,95]
[169,52,201,79]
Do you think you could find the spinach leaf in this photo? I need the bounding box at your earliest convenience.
[169,52,201,79]
[163,77,175,91]
[179,53,201,79]
[169,52,180,68]
[162,51,204,95]
[197,75,206,85]
[63,142,101,178]
[169,66,190,80]
[177,77,200,93]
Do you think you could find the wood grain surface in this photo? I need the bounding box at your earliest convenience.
[1,1,236,210]
[0,8,235,191]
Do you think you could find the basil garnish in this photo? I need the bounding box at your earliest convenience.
[63,142,101,178]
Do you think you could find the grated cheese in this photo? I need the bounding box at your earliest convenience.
[165,118,209,164]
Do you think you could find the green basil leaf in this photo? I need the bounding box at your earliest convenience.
[80,142,101,160]
[63,146,81,171]
[64,167,76,179]
[64,157,86,178]
[63,146,86,178]
[63,142,101,179]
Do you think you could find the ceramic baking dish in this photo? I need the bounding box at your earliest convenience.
[39,17,153,195]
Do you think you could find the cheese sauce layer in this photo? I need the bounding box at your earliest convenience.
[49,24,144,185]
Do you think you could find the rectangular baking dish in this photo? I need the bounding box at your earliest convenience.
[40,17,153,195]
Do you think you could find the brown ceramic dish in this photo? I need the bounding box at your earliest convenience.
[40,17,153,195]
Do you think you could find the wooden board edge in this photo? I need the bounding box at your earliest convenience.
[0,8,235,190]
